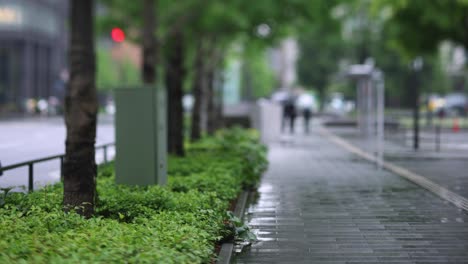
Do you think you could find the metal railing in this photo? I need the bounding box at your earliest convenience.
[0,143,115,192]
[385,124,468,152]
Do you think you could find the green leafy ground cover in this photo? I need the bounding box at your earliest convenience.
[0,128,267,264]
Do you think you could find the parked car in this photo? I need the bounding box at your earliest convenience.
[427,94,445,113]
[442,93,467,116]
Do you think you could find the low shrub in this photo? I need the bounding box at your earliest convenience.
[0,128,268,263]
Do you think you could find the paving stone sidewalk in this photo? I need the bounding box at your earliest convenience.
[328,126,468,199]
[233,130,468,264]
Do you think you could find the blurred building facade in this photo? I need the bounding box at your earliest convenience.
[0,0,68,113]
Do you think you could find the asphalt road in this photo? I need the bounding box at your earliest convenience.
[0,115,115,190]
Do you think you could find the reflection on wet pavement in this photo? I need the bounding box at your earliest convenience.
[233,131,468,264]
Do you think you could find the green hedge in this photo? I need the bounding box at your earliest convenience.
[0,128,268,264]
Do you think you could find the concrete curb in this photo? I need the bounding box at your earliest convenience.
[216,191,250,264]
[320,127,468,212]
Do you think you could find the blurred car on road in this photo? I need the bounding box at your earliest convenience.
[430,93,468,117]
[324,93,354,116]
[443,93,467,116]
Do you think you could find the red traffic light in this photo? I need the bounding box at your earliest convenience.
[111,27,125,43]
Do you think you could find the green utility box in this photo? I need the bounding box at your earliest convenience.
[114,87,167,186]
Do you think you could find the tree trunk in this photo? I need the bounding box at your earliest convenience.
[206,47,224,135]
[318,86,325,112]
[214,68,225,130]
[190,40,205,142]
[142,0,157,84]
[206,66,215,135]
[63,0,97,218]
[166,31,185,156]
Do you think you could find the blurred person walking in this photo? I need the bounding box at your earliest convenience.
[303,107,312,133]
[282,99,297,134]
[296,92,316,134]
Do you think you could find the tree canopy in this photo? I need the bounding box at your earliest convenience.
[372,0,468,57]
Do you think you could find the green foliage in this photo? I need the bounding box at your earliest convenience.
[297,0,461,108]
[211,128,268,187]
[241,48,276,99]
[226,211,257,242]
[0,187,13,208]
[172,127,268,189]
[373,0,468,56]
[0,129,268,263]
[96,47,116,89]
[297,24,345,100]
[327,82,354,99]
[96,47,141,90]
[97,0,320,99]
[296,0,348,104]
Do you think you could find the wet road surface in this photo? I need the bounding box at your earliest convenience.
[0,115,114,190]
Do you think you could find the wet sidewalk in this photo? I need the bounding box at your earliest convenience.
[233,130,468,264]
[328,126,468,200]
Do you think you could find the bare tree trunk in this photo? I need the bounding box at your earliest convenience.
[206,66,215,135]
[142,0,157,84]
[166,30,185,156]
[200,71,208,134]
[318,86,325,112]
[213,50,225,131]
[214,67,225,130]
[206,46,224,135]
[190,40,204,142]
[63,0,97,218]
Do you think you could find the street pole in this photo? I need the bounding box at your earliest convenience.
[367,79,373,139]
[357,80,363,134]
[375,70,384,169]
[412,58,423,151]
[412,72,419,150]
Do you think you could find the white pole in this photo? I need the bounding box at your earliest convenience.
[366,79,372,139]
[357,80,363,135]
[376,72,385,169]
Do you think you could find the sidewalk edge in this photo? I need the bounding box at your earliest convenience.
[216,190,250,264]
[319,127,468,212]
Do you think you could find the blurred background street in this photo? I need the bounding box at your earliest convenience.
[1,0,468,203]
[1,0,468,261]
[1,0,468,202]
[0,115,114,190]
